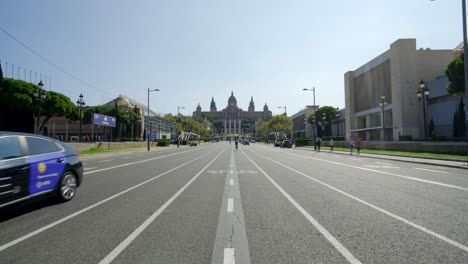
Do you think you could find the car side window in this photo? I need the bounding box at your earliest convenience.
[25,137,61,156]
[0,136,23,160]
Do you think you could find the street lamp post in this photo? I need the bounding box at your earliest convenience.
[147,88,160,151]
[33,81,46,134]
[303,87,317,150]
[76,93,86,142]
[177,106,185,121]
[417,80,430,140]
[379,96,388,141]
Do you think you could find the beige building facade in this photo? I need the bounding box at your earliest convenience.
[344,39,453,141]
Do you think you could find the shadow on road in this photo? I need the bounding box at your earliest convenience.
[0,197,59,223]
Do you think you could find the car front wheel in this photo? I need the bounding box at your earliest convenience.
[57,171,78,202]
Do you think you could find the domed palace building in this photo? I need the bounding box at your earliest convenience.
[193,92,272,137]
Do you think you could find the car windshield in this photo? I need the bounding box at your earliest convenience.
[1,1,467,263]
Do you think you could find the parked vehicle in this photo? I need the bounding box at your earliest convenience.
[274,140,283,147]
[281,140,293,148]
[0,132,83,209]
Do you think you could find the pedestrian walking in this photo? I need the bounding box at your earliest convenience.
[349,138,354,155]
[316,137,322,152]
[329,138,334,151]
[355,137,362,154]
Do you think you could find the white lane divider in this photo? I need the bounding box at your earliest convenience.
[83,167,98,171]
[265,148,468,192]
[85,148,198,175]
[98,160,112,163]
[414,168,449,174]
[242,149,362,264]
[98,150,225,264]
[211,150,251,264]
[248,149,468,254]
[224,248,235,264]
[0,149,219,254]
[227,198,234,212]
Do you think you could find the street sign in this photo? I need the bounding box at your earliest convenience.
[93,113,116,127]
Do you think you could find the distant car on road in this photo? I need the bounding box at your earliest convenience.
[274,140,283,147]
[0,132,83,209]
[281,140,293,148]
[243,141,250,145]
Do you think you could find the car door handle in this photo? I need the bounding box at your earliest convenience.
[56,158,64,163]
[16,166,29,173]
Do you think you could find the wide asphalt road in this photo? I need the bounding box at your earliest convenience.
[0,142,467,263]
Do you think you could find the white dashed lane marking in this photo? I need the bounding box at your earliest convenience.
[414,168,449,174]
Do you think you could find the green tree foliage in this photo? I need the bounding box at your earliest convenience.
[0,78,79,132]
[163,114,177,123]
[0,63,3,84]
[452,98,466,137]
[256,114,292,138]
[429,118,435,137]
[307,106,337,137]
[40,91,80,131]
[445,52,465,95]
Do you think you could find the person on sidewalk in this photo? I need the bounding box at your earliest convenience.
[355,137,362,155]
[329,138,334,151]
[316,137,322,152]
[349,138,354,155]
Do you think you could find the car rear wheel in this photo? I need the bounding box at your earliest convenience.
[57,171,77,202]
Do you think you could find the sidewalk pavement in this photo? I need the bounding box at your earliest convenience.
[296,147,468,169]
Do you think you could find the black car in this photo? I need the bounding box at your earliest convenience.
[281,140,293,148]
[0,132,83,209]
[274,140,283,147]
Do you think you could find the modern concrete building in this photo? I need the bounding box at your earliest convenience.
[344,39,453,141]
[291,106,318,138]
[427,76,465,138]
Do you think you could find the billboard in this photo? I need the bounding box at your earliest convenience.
[93,113,116,127]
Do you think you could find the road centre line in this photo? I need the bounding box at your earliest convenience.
[83,167,98,171]
[248,149,468,253]
[84,149,198,175]
[98,160,112,163]
[224,248,235,264]
[211,149,250,264]
[98,149,225,264]
[414,168,449,174]
[267,147,468,191]
[241,149,362,264]
[227,198,234,212]
[0,148,219,253]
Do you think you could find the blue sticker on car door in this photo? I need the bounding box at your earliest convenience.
[28,152,66,195]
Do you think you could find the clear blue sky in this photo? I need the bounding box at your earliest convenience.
[0,0,463,116]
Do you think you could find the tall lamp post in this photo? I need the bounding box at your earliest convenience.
[33,81,47,134]
[76,93,86,142]
[177,106,185,121]
[147,88,160,151]
[277,106,289,138]
[417,80,430,140]
[379,96,388,141]
[303,87,317,149]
